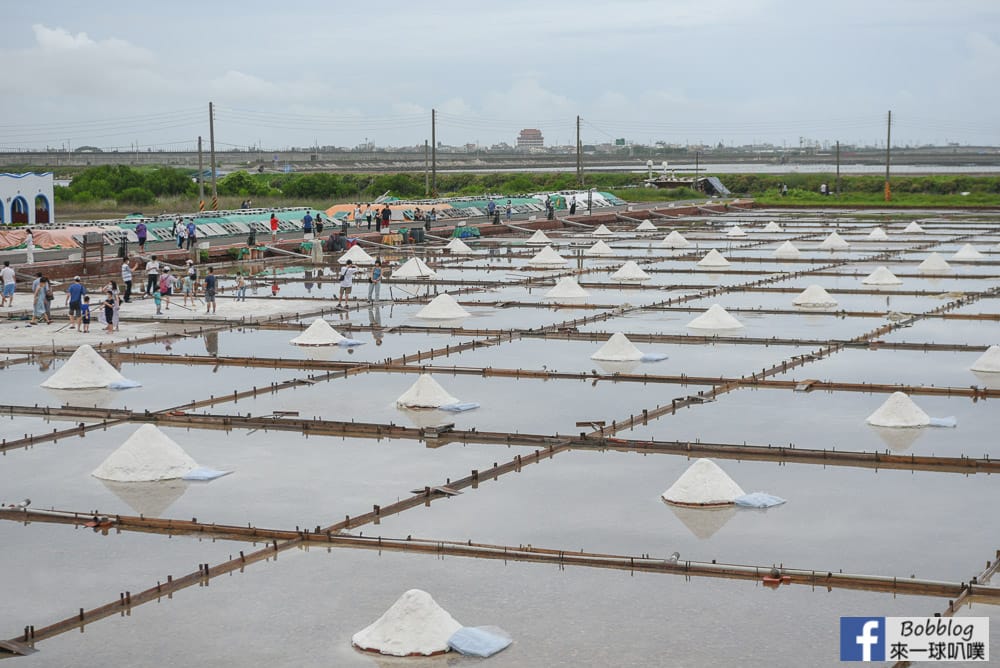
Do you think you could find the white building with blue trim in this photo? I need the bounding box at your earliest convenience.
[0,172,54,225]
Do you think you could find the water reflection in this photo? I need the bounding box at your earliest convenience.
[100,479,190,517]
[665,502,737,540]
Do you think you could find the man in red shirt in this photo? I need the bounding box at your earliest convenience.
[269,213,279,242]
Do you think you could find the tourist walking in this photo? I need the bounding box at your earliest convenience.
[24,228,34,264]
[337,260,357,307]
[181,270,195,307]
[80,296,91,332]
[270,212,279,242]
[158,268,173,310]
[235,272,247,301]
[121,256,135,303]
[65,276,86,330]
[102,291,116,333]
[505,200,512,222]
[314,213,324,236]
[186,259,198,298]
[103,280,121,331]
[174,218,185,249]
[30,277,50,325]
[380,205,391,231]
[145,255,160,297]
[365,204,373,230]
[135,221,148,252]
[302,211,313,236]
[569,195,577,215]
[368,259,382,303]
[354,204,362,228]
[203,266,217,314]
[1,261,15,307]
[185,219,197,250]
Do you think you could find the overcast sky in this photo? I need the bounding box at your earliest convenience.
[4,0,999,151]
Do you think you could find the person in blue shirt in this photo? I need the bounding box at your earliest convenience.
[203,266,217,314]
[65,276,87,330]
[367,259,382,303]
[80,296,91,332]
[302,212,313,235]
[186,220,197,250]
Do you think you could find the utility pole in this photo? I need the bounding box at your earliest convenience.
[835,140,841,196]
[209,102,218,210]
[197,136,205,212]
[424,139,429,197]
[431,109,436,197]
[576,115,582,186]
[884,110,892,202]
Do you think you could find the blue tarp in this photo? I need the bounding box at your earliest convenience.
[448,626,512,658]
[734,492,786,508]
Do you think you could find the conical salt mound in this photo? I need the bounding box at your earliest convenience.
[867,227,889,240]
[527,245,568,267]
[660,230,690,248]
[819,231,849,250]
[41,344,127,389]
[290,318,346,346]
[339,244,375,265]
[590,332,643,361]
[445,238,473,254]
[917,252,951,273]
[393,257,437,279]
[687,304,743,329]
[971,345,1000,373]
[953,244,985,260]
[903,221,925,233]
[592,224,615,237]
[635,219,657,232]
[862,266,903,285]
[416,293,470,319]
[696,249,730,267]
[92,424,198,482]
[396,375,460,408]
[545,276,590,299]
[352,589,462,657]
[865,392,931,428]
[661,458,745,506]
[526,229,552,244]
[793,284,838,308]
[773,240,801,259]
[763,221,782,232]
[584,240,615,256]
[726,225,747,237]
[610,260,651,281]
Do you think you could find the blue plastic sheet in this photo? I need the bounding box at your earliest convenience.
[734,492,786,508]
[338,339,365,346]
[640,353,668,362]
[108,378,142,389]
[448,626,512,658]
[181,468,232,481]
[438,402,480,412]
[928,416,957,428]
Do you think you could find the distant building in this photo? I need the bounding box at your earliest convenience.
[516,129,544,150]
[0,172,54,225]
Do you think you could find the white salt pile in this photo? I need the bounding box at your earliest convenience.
[545,276,590,299]
[917,252,952,273]
[867,227,889,240]
[584,240,615,256]
[41,344,134,390]
[763,221,782,232]
[660,230,690,248]
[526,229,552,245]
[415,293,470,319]
[661,459,745,506]
[610,260,650,281]
[696,249,730,268]
[686,304,743,329]
[793,284,838,308]
[445,237,473,254]
[396,375,460,408]
[592,224,615,237]
[953,244,985,260]
[527,245,568,267]
[819,231,850,250]
[393,257,437,279]
[903,221,925,233]
[590,332,643,362]
[92,424,198,482]
[865,392,931,428]
[971,345,1000,373]
[773,240,801,259]
[635,219,658,232]
[726,225,747,237]
[862,266,903,285]
[352,589,462,657]
[339,244,375,265]
[290,318,347,346]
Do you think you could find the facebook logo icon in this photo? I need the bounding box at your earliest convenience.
[841,617,886,661]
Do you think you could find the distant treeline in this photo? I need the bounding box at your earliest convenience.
[53,165,1000,206]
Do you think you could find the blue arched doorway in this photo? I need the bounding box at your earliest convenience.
[0,201,5,224]
[34,194,50,224]
[10,196,29,224]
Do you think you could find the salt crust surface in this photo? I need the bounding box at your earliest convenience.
[396,374,460,408]
[865,392,931,428]
[591,332,644,361]
[92,424,198,482]
[662,458,745,505]
[352,589,462,657]
[41,344,126,389]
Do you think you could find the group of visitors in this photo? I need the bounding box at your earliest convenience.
[335,258,384,308]
[172,218,198,250]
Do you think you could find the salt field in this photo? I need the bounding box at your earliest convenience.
[2,205,999,667]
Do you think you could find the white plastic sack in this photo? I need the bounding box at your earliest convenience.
[734,492,786,508]
[928,416,957,428]
[448,626,512,658]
